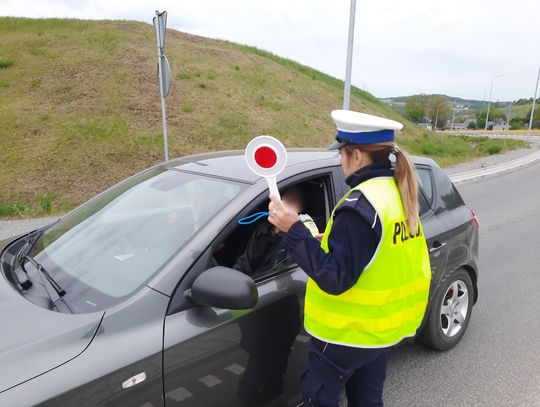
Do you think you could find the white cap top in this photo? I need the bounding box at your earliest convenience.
[331,110,403,133]
[328,110,403,149]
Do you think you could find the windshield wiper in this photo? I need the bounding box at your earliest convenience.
[22,255,66,298]
[10,231,43,291]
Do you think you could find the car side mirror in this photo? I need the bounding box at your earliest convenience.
[185,266,258,310]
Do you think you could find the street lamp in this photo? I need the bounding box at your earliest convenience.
[343,0,357,110]
[484,74,506,131]
[433,99,447,131]
[434,103,441,131]
[450,94,463,130]
[527,63,540,139]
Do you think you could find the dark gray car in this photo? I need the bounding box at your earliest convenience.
[0,150,479,406]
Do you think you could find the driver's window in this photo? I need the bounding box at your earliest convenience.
[213,175,332,281]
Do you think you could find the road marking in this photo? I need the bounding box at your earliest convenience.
[139,403,153,407]
[166,386,193,402]
[224,363,245,375]
[198,374,222,387]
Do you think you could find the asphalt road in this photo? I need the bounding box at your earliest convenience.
[384,159,540,406]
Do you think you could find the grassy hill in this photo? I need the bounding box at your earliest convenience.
[0,17,525,217]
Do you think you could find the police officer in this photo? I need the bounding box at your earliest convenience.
[268,110,431,407]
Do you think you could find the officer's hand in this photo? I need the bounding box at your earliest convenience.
[315,233,324,241]
[268,195,300,233]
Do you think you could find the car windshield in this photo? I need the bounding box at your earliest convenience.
[30,168,244,301]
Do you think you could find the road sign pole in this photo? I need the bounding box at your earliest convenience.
[527,63,540,142]
[155,10,169,162]
[343,0,357,110]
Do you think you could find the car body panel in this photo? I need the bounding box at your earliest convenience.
[0,287,168,406]
[0,269,104,394]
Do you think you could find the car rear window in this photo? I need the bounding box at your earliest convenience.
[433,169,464,212]
[417,168,434,204]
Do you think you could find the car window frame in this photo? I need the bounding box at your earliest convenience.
[416,165,436,207]
[414,165,436,219]
[166,167,337,315]
[251,170,336,284]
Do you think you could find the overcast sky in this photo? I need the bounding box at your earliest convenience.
[1,0,539,101]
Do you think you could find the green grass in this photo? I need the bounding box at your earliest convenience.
[0,17,527,218]
[180,103,193,113]
[492,103,532,120]
[0,58,14,68]
[408,134,524,167]
[0,202,29,217]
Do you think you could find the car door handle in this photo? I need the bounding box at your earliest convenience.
[429,241,447,253]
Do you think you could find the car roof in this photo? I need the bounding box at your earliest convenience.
[160,149,437,183]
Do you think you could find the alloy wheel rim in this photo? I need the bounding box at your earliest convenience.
[440,280,469,338]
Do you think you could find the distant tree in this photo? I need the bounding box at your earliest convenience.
[427,96,451,130]
[475,109,505,129]
[510,117,526,130]
[468,121,477,130]
[404,94,428,123]
[527,108,540,129]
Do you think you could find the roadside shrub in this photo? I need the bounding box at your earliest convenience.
[486,145,503,155]
[0,202,29,217]
[38,193,52,213]
[0,59,14,69]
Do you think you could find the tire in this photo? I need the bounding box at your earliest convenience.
[418,268,474,351]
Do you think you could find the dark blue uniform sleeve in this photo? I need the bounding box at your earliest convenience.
[282,207,378,295]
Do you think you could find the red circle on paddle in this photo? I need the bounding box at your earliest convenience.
[254,146,278,169]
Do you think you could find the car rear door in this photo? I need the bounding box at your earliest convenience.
[416,165,452,295]
[430,166,477,284]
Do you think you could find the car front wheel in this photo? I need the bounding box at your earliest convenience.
[418,268,474,351]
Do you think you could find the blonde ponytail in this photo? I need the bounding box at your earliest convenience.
[342,142,419,232]
[393,147,419,232]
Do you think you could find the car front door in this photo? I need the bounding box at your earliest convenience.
[162,268,307,407]
[162,170,337,407]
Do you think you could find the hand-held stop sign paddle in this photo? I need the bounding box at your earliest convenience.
[245,136,287,200]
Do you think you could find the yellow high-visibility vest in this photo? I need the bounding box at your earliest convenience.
[304,176,431,348]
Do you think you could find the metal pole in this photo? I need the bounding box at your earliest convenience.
[451,96,457,130]
[484,74,505,131]
[343,0,357,110]
[484,80,494,131]
[434,103,441,131]
[155,10,169,162]
[527,63,540,140]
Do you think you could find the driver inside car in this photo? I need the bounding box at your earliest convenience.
[233,187,309,277]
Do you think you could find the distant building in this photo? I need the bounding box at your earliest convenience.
[491,119,510,131]
[418,122,432,131]
[450,118,474,130]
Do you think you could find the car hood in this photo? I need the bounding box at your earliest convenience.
[0,275,104,393]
